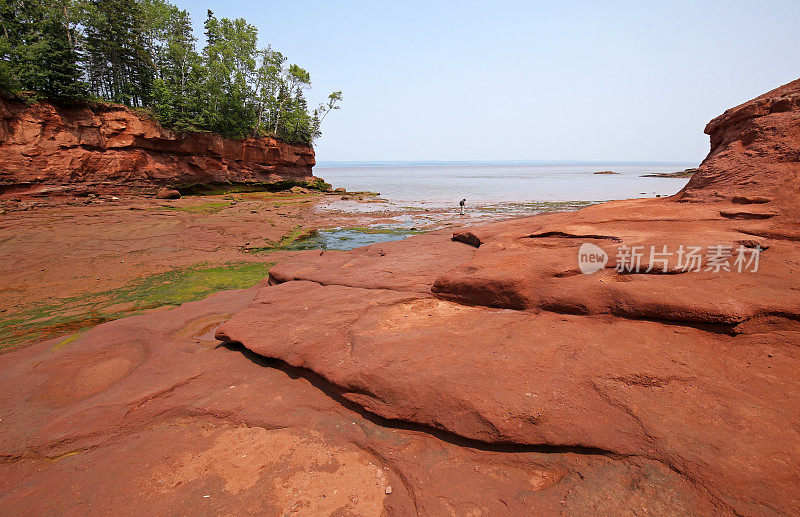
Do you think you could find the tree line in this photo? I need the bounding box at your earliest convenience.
[0,0,341,145]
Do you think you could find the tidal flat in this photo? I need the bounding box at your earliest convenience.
[0,190,599,350]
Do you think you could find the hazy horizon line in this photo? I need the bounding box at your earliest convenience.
[316,160,700,168]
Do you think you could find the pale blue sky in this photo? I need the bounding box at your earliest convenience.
[171,0,800,162]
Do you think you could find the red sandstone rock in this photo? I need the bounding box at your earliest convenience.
[677,78,800,205]
[0,96,317,195]
[214,77,800,514]
[0,289,716,515]
[2,78,800,515]
[154,187,181,199]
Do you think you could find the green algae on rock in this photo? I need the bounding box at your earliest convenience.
[0,261,274,351]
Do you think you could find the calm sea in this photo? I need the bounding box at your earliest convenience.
[316,162,696,206]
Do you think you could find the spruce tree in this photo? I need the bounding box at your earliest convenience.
[0,0,85,99]
[145,1,202,131]
[0,0,339,143]
[84,0,152,106]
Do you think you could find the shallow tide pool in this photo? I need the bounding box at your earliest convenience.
[284,227,424,251]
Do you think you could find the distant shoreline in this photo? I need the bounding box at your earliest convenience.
[316,160,699,168]
[317,162,694,204]
[641,168,699,178]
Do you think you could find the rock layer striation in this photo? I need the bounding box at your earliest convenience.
[0,96,316,195]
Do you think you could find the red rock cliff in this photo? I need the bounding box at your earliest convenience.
[0,96,317,194]
[677,77,800,205]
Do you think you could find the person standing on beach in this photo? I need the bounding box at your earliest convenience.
[459,199,466,215]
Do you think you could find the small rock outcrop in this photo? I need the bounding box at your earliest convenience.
[0,96,317,195]
[154,188,181,199]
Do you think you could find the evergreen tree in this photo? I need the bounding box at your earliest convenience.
[0,0,22,93]
[84,0,152,106]
[0,0,340,144]
[0,0,85,99]
[272,64,310,140]
[142,0,202,130]
[200,12,258,138]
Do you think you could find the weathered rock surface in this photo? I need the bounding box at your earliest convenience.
[154,187,181,199]
[0,289,715,515]
[0,190,335,349]
[2,79,800,515]
[216,204,800,514]
[214,78,800,514]
[677,78,800,204]
[0,96,316,195]
[267,230,476,293]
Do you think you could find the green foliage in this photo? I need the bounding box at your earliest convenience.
[0,0,86,99]
[311,90,342,141]
[0,60,15,92]
[84,0,153,106]
[0,0,340,144]
[200,12,258,138]
[308,178,332,191]
[144,1,203,130]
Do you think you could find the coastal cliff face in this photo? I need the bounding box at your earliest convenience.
[0,96,316,194]
[677,78,800,204]
[2,80,800,515]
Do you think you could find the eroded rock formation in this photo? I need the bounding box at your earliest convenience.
[0,96,316,195]
[677,77,800,205]
[1,79,799,515]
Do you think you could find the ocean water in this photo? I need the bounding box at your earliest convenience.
[316,162,696,205]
